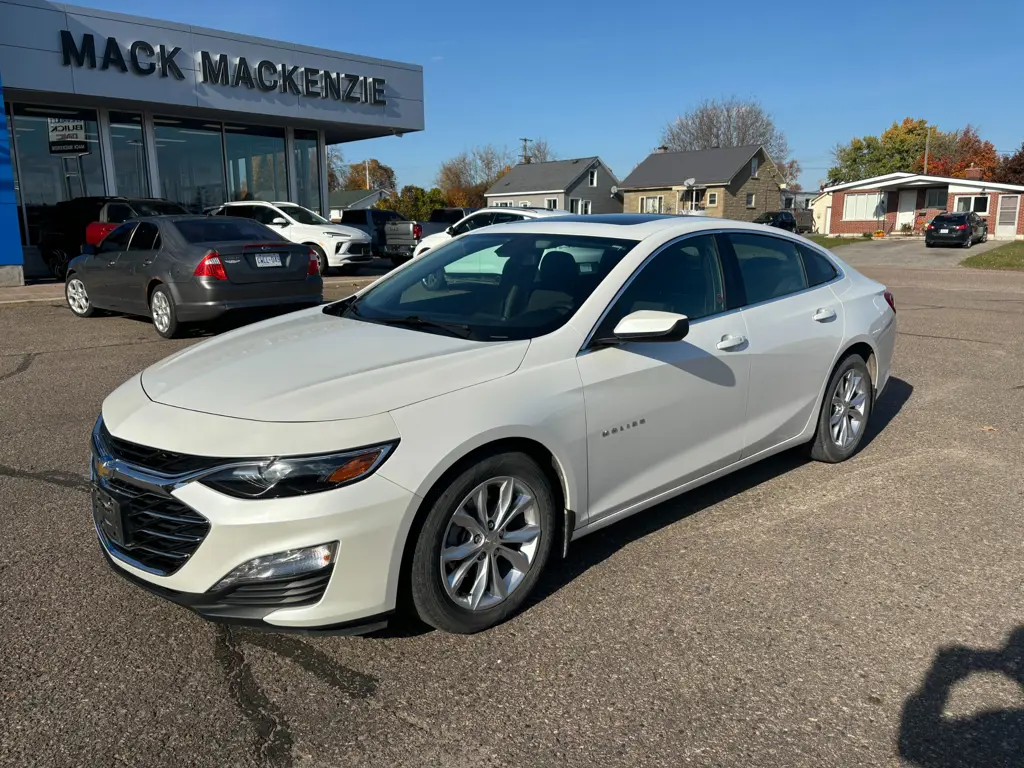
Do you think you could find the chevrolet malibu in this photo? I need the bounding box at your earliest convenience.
[92,215,896,635]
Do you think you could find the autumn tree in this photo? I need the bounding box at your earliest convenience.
[779,158,803,191]
[919,125,999,179]
[527,138,557,163]
[436,144,516,207]
[340,159,398,192]
[326,147,345,191]
[662,96,791,162]
[828,118,933,184]
[995,142,1024,185]
[376,185,449,221]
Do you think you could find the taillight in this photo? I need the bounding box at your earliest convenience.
[413,223,423,240]
[194,250,227,280]
[956,224,967,231]
[308,248,320,276]
[884,290,896,313]
[926,224,934,230]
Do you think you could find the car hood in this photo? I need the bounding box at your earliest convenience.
[140,308,530,422]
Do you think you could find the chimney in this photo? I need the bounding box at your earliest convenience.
[655,145,669,154]
[964,166,983,181]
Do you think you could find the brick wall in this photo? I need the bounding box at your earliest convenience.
[622,189,677,214]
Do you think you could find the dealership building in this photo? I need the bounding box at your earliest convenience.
[0,0,424,286]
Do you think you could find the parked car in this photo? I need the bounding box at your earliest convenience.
[92,215,895,635]
[793,209,814,234]
[412,206,570,259]
[925,212,988,248]
[38,196,188,279]
[383,207,476,265]
[211,201,372,275]
[65,215,322,338]
[332,208,406,255]
[753,210,798,232]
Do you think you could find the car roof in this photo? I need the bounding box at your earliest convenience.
[488,208,570,217]
[478,213,804,241]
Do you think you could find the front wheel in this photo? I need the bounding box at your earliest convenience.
[410,452,557,634]
[806,354,873,463]
[150,285,181,339]
[66,276,96,317]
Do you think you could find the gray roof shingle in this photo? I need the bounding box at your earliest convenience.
[485,157,601,196]
[619,145,762,189]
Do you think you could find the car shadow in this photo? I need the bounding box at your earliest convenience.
[898,628,1024,768]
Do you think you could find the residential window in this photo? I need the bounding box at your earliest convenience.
[588,169,598,187]
[783,196,793,209]
[955,195,989,214]
[545,198,558,210]
[570,198,580,214]
[580,200,592,215]
[746,193,756,208]
[493,201,513,208]
[924,188,948,208]
[639,196,664,214]
[707,192,718,207]
[751,157,759,177]
[842,192,883,220]
[519,202,530,208]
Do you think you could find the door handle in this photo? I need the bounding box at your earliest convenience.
[107,260,116,267]
[142,260,152,267]
[717,334,747,351]
[813,308,837,322]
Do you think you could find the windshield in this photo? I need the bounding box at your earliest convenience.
[174,218,285,243]
[131,200,188,216]
[754,212,778,223]
[276,204,329,225]
[331,232,639,341]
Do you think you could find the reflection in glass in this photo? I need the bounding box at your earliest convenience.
[109,111,149,198]
[11,104,105,245]
[225,124,286,203]
[154,117,226,213]
[294,129,322,214]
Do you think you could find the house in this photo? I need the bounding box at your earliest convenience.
[810,190,833,236]
[618,145,784,221]
[484,157,622,214]
[821,170,1024,239]
[781,189,817,211]
[328,189,389,218]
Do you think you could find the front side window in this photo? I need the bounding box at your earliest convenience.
[728,233,809,305]
[339,233,639,341]
[127,222,160,251]
[955,195,989,214]
[174,218,284,244]
[594,235,726,339]
[99,223,136,252]
[545,198,558,210]
[452,212,494,236]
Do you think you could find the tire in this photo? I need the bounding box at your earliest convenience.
[149,285,181,339]
[45,247,71,280]
[982,229,988,243]
[963,233,973,249]
[65,275,97,317]
[410,451,557,634]
[310,244,330,276]
[925,241,933,248]
[806,354,873,463]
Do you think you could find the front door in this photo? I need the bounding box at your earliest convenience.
[825,206,832,234]
[897,190,916,231]
[577,234,751,522]
[107,221,160,312]
[996,195,1020,239]
[85,222,136,307]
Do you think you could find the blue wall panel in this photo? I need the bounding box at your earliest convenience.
[0,69,23,268]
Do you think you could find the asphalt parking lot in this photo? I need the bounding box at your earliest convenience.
[827,237,1002,269]
[1,262,1022,767]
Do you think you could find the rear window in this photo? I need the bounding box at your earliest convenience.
[173,218,284,244]
[932,214,966,225]
[429,209,467,224]
[130,200,188,216]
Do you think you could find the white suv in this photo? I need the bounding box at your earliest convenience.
[412,206,568,258]
[214,201,372,275]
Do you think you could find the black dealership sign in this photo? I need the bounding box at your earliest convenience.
[59,31,387,105]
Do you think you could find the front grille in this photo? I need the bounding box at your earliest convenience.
[218,566,333,607]
[98,422,221,476]
[102,477,210,575]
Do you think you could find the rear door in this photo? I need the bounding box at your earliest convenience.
[107,221,160,311]
[720,232,845,457]
[88,223,137,307]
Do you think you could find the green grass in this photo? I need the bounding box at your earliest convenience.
[805,235,856,249]
[961,241,1024,270]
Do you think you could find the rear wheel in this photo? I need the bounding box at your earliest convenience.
[806,354,873,463]
[310,244,330,276]
[981,229,988,243]
[45,247,71,280]
[150,285,181,339]
[65,276,96,317]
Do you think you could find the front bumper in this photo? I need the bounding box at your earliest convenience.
[169,277,323,322]
[330,240,374,266]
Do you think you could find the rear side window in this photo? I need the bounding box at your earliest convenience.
[340,210,365,224]
[798,245,838,286]
[131,200,187,216]
[728,233,809,305]
[106,203,134,224]
[173,219,283,244]
[128,222,160,251]
[99,223,136,252]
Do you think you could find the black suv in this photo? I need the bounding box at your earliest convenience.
[37,197,187,279]
[925,212,988,248]
[753,210,798,232]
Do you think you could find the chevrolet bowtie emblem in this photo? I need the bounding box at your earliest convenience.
[96,458,113,478]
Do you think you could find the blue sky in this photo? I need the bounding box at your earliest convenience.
[85,0,1024,191]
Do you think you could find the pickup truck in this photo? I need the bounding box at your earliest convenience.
[332,208,406,255]
[383,207,477,265]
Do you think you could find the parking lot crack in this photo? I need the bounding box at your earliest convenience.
[0,463,90,492]
[0,353,37,385]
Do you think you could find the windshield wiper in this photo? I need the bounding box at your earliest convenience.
[371,315,476,339]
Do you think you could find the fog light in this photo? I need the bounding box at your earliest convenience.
[210,542,338,593]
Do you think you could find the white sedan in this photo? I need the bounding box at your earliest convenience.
[412,206,568,259]
[91,215,896,635]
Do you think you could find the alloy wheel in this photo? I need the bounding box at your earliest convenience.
[151,291,171,334]
[66,278,90,315]
[830,370,868,450]
[439,476,542,611]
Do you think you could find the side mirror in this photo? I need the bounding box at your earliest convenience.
[445,226,455,235]
[81,244,97,256]
[611,310,690,342]
[271,217,288,227]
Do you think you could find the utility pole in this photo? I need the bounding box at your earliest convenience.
[365,159,370,190]
[923,127,931,175]
[519,137,532,164]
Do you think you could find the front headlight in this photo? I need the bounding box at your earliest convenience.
[201,442,396,499]
[323,231,350,238]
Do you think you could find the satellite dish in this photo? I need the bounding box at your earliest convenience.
[683,177,696,187]
[610,185,618,195]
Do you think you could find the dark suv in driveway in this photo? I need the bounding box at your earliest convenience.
[37,197,187,278]
[753,210,806,233]
[925,212,988,248]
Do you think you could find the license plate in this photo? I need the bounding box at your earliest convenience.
[940,228,949,234]
[255,254,283,268]
[93,486,127,546]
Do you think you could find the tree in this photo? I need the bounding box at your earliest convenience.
[340,159,397,192]
[779,158,803,192]
[995,142,1024,185]
[661,96,790,162]
[528,138,557,163]
[828,118,933,184]
[376,185,449,221]
[919,125,999,179]
[326,147,345,192]
[435,144,516,208]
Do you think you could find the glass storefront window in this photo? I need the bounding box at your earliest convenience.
[154,117,226,213]
[294,129,322,214]
[225,124,286,203]
[11,104,105,245]
[109,111,149,199]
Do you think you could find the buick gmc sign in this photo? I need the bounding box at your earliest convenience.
[59,31,387,105]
